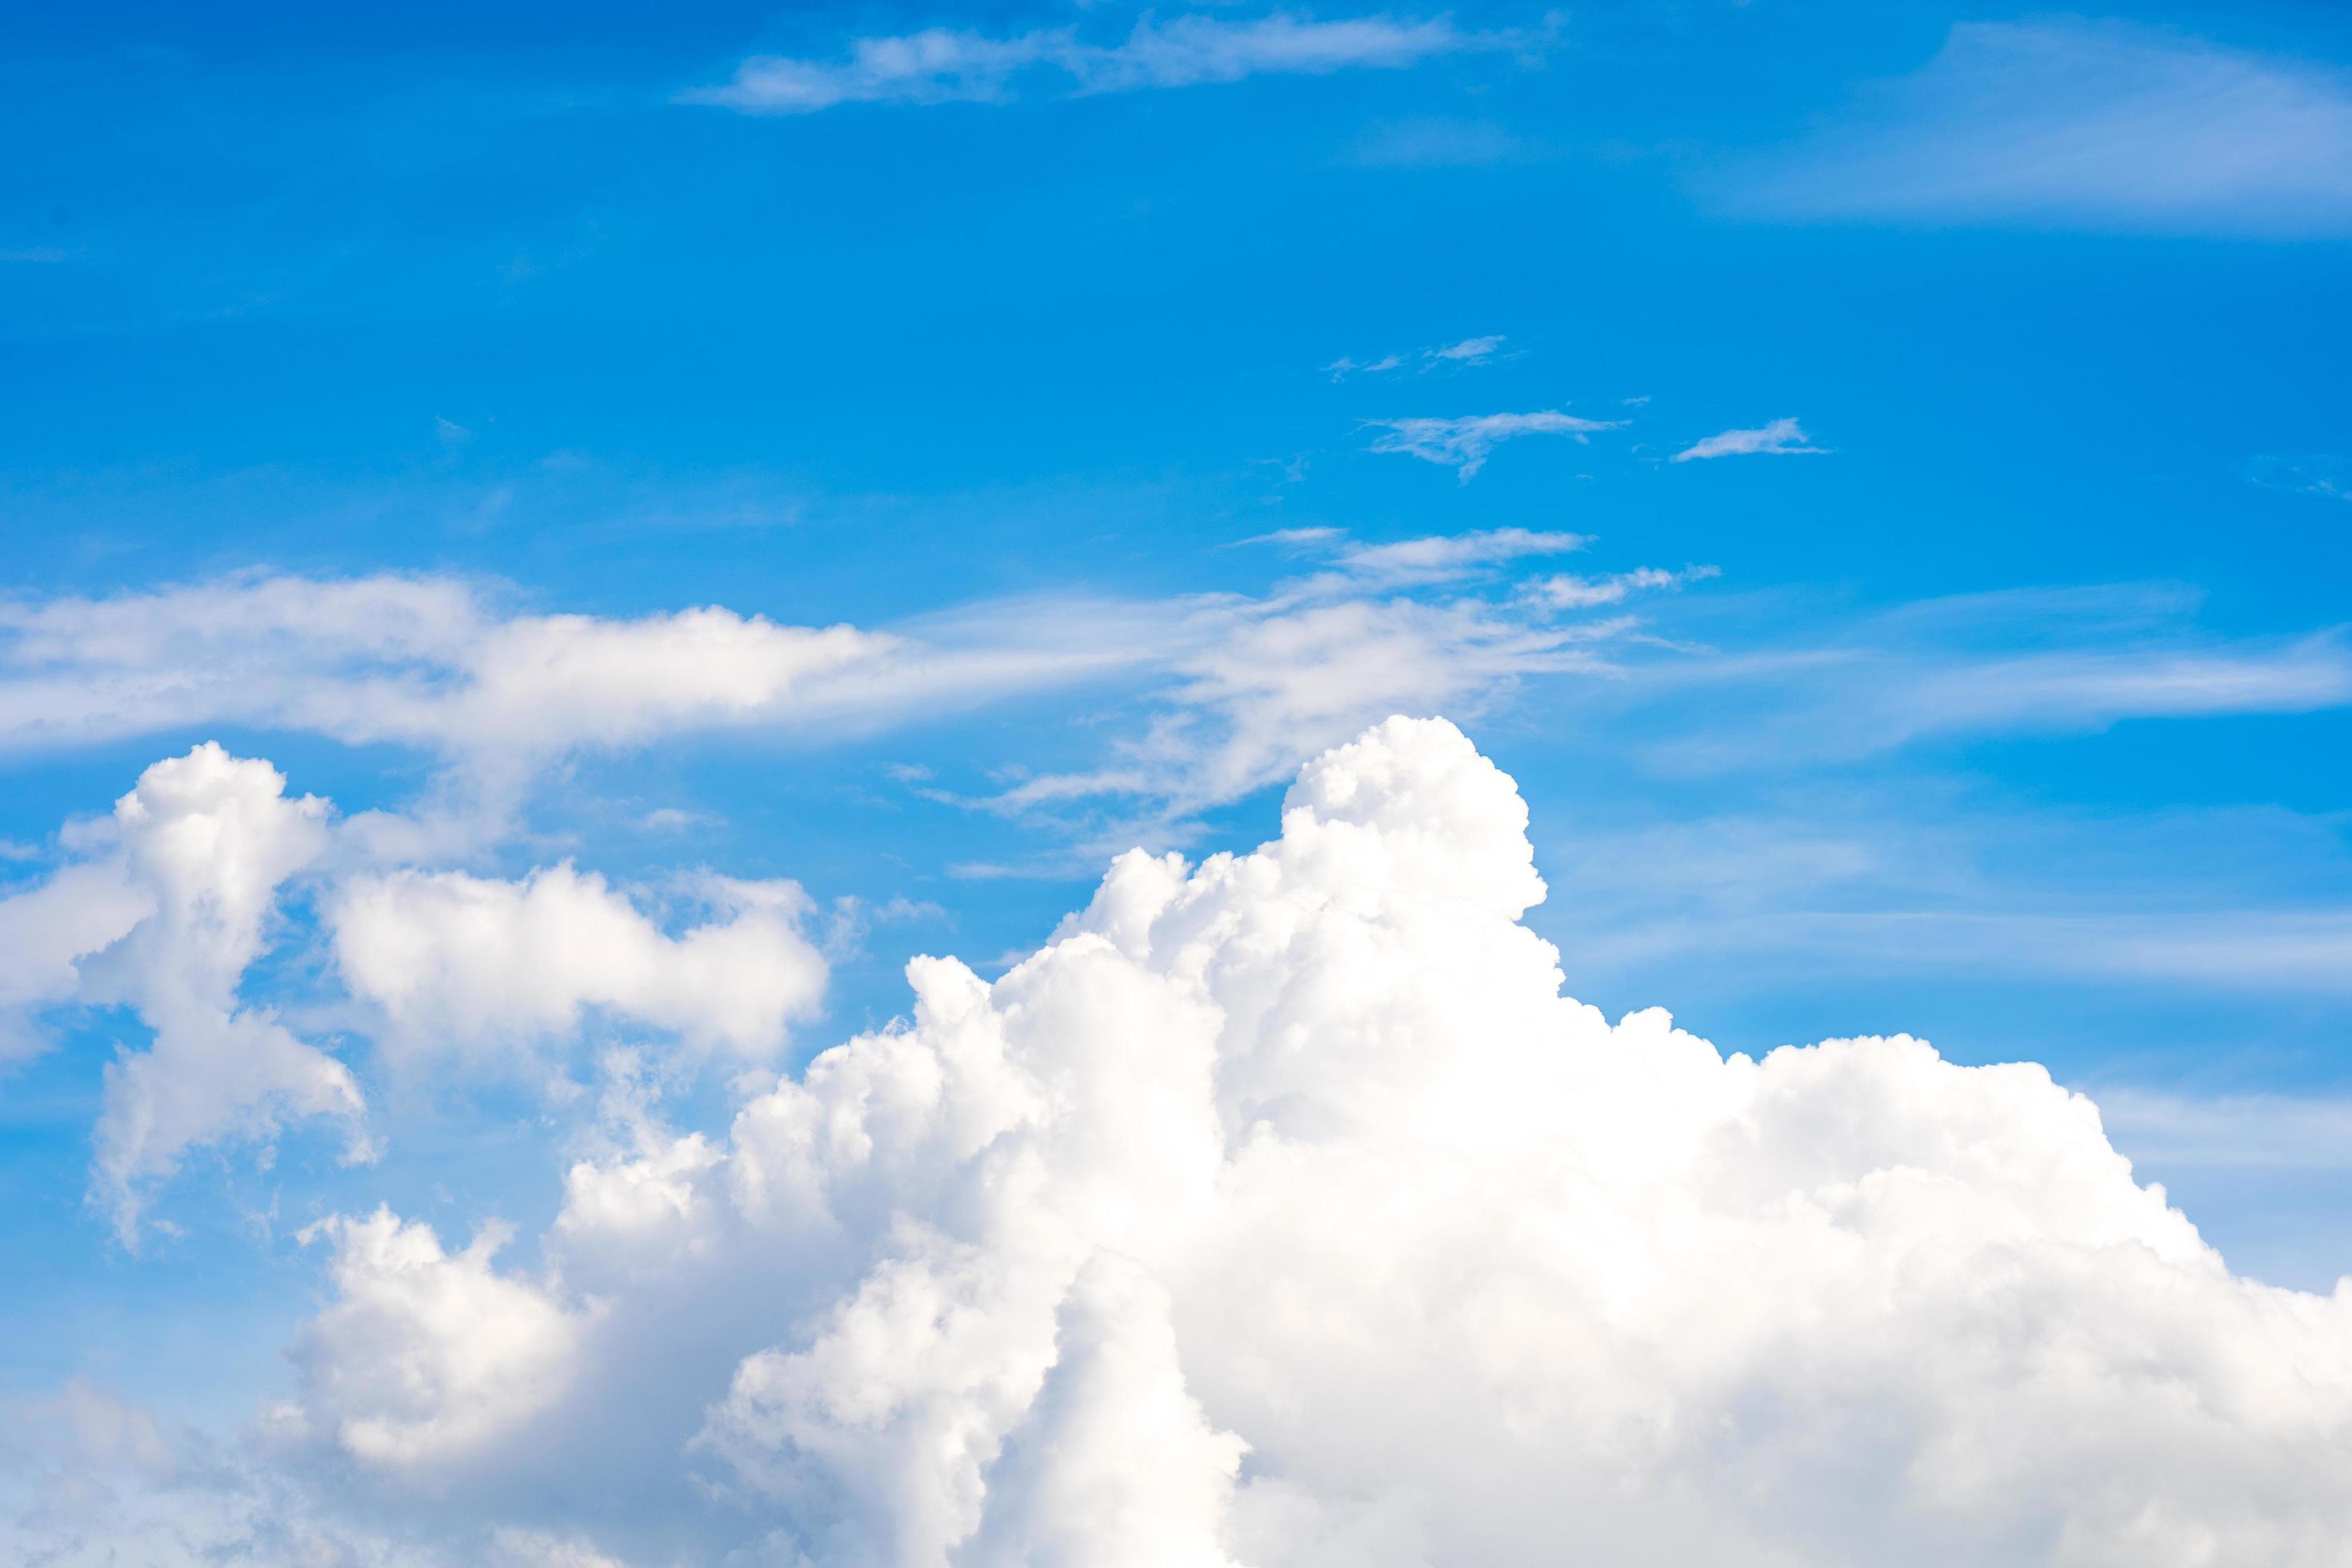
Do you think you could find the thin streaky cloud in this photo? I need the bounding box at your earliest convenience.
[0,563,1680,865]
[1733,19,2352,236]
[1525,564,1720,608]
[690,14,1519,115]
[1326,333,1507,379]
[2249,454,2352,502]
[2097,1090,2352,1171]
[1366,410,1626,480]
[1335,527,1589,583]
[1566,906,2352,997]
[1322,351,1406,380]
[1230,526,1345,549]
[1428,334,1506,362]
[1630,585,2352,771]
[1671,417,1825,462]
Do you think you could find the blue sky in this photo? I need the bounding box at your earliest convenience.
[2,1,2351,1560]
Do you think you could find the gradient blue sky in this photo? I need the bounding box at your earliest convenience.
[3,0,2350,1464]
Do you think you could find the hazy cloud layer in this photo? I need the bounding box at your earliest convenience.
[693,14,1517,115]
[1736,20,2352,235]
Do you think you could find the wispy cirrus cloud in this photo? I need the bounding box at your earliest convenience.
[1541,781,2352,1010]
[690,13,1522,115]
[1522,564,1719,607]
[1732,20,2352,236]
[1365,409,1626,479]
[1324,333,1508,380]
[2250,454,2352,502]
[1632,584,2352,771]
[0,553,1682,866]
[2098,1090,2352,1170]
[1333,526,1588,583]
[1671,417,1824,462]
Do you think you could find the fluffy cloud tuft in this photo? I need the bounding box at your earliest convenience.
[331,864,827,1067]
[85,744,366,1242]
[291,1207,590,1470]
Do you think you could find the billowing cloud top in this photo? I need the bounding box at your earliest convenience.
[82,715,2343,1566]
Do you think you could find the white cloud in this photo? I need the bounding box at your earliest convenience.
[2250,454,2352,502]
[1886,638,2352,738]
[0,569,1682,864]
[2098,1090,2352,1171]
[693,14,1506,115]
[330,864,828,1069]
[0,575,1131,790]
[1323,333,1507,379]
[1524,563,1719,607]
[290,1207,591,1470]
[1535,791,2352,1015]
[1670,416,1826,462]
[1321,351,1406,379]
[0,738,838,1238]
[1428,333,1505,362]
[0,861,148,1066]
[0,1383,295,1564]
[490,1528,629,1568]
[1737,20,2352,236]
[1632,586,2352,770]
[983,589,1633,842]
[1334,526,1588,584]
[1231,526,1345,550]
[186,718,2352,1562]
[82,744,367,1244]
[1365,410,1626,480]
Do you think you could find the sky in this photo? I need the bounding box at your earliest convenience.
[2,1,2351,1562]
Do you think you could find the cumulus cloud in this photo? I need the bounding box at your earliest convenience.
[690,14,1510,115]
[0,738,818,1238]
[1364,410,1627,480]
[224,718,2352,1563]
[1670,415,1826,462]
[330,864,828,1069]
[290,1208,592,1470]
[0,860,148,1066]
[1734,20,2352,236]
[82,744,367,1243]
